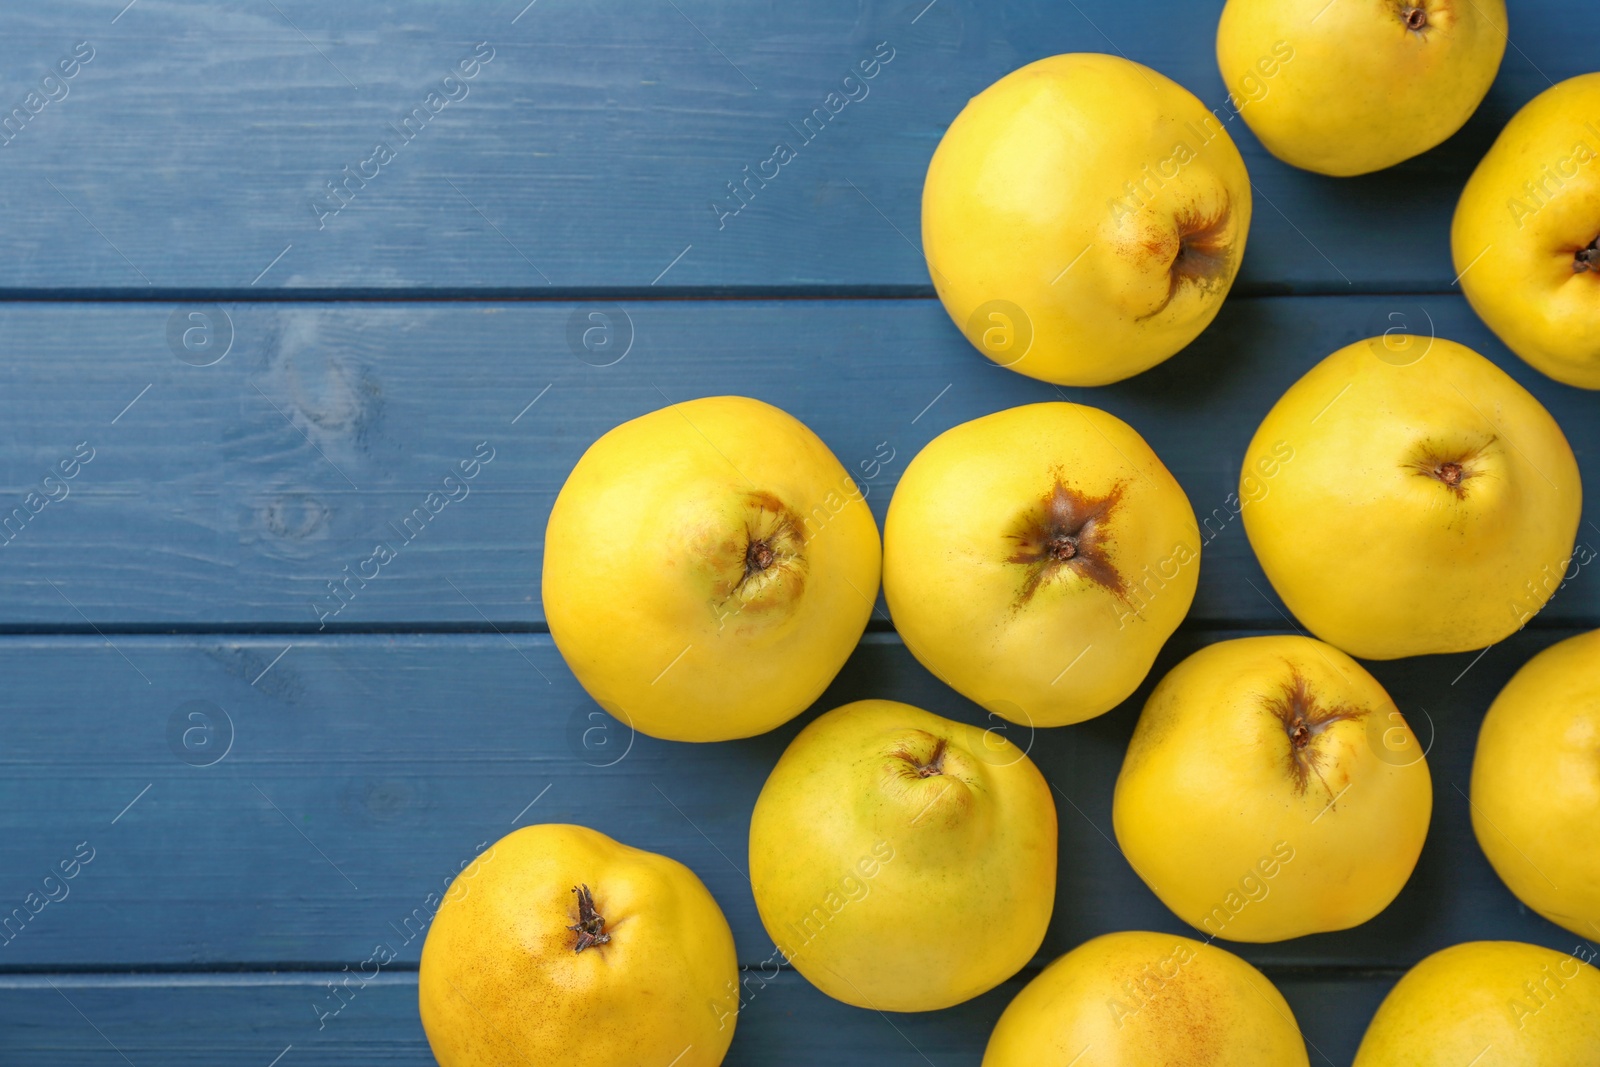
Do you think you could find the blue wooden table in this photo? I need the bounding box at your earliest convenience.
[0,2,1594,1064]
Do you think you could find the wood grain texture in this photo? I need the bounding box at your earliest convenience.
[3,2,1596,1063]
[0,295,1590,628]
[0,968,1393,1067]
[0,629,1587,977]
[0,0,1586,294]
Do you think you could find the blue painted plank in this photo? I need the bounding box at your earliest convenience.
[0,296,1590,628]
[0,629,1588,972]
[0,0,1585,294]
[0,968,1390,1067]
[1,5,1594,1061]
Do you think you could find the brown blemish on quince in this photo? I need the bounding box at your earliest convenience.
[1574,235,1599,274]
[1264,671,1365,799]
[1404,437,1494,500]
[1139,200,1234,321]
[1400,4,1429,32]
[709,490,807,621]
[892,737,947,778]
[1103,950,1224,1057]
[887,732,976,828]
[1006,477,1130,607]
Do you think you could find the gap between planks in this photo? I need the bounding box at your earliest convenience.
[0,286,1476,304]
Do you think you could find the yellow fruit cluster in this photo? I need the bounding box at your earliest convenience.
[421,3,1600,1064]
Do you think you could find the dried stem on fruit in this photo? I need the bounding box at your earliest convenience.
[1265,672,1366,799]
[1006,479,1130,607]
[568,884,611,953]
